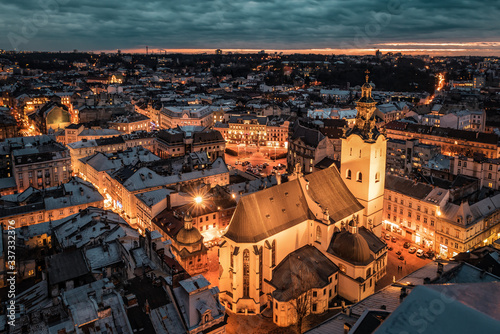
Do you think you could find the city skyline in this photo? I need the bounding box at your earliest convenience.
[1,0,499,55]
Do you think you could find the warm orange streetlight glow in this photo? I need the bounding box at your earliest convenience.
[194,196,203,204]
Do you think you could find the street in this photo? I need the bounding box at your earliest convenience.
[376,231,431,290]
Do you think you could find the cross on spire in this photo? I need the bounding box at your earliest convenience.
[365,69,370,83]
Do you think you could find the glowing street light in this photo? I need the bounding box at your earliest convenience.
[194,196,203,204]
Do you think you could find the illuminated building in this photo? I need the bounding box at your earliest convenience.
[68,133,156,175]
[159,105,213,129]
[214,114,289,147]
[108,113,152,134]
[386,138,440,176]
[3,135,72,192]
[341,72,387,236]
[218,75,387,320]
[385,121,499,159]
[31,101,71,133]
[287,119,345,174]
[156,126,226,162]
[0,177,104,229]
[383,175,444,249]
[436,194,500,259]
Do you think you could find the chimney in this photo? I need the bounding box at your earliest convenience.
[276,173,281,185]
[399,287,408,301]
[437,263,444,276]
[166,194,171,210]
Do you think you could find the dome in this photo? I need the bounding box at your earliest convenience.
[176,226,203,245]
[329,230,372,264]
[176,211,203,245]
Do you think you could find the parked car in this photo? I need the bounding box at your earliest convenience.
[403,242,411,249]
[391,236,397,243]
[384,234,391,240]
[408,247,417,254]
[398,255,405,261]
[388,246,393,251]
[416,249,425,257]
[396,250,402,256]
[425,251,435,259]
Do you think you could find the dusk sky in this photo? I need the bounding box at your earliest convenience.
[1,0,499,55]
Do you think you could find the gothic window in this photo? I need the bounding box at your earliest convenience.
[375,172,380,183]
[230,246,234,269]
[346,169,351,179]
[243,249,250,297]
[316,226,322,242]
[259,247,263,291]
[272,240,276,267]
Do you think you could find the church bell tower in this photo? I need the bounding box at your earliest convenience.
[341,71,386,237]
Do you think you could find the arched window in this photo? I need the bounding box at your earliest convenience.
[359,150,362,158]
[346,169,351,180]
[204,314,210,324]
[488,173,492,179]
[366,268,371,278]
[316,226,322,242]
[243,249,250,297]
[230,246,234,269]
[259,247,263,291]
[350,148,352,156]
[357,172,363,182]
[375,172,380,183]
[271,240,276,267]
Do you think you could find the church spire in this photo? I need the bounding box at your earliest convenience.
[352,71,377,141]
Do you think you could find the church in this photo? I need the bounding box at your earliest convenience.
[218,74,388,326]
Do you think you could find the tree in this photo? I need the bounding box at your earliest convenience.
[290,266,315,333]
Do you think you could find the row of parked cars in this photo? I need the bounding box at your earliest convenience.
[385,234,435,260]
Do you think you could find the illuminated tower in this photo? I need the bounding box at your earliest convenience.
[341,71,386,237]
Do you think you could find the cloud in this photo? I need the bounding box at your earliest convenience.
[0,0,498,52]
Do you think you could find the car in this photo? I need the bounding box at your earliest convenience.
[384,234,391,240]
[408,247,417,254]
[242,161,249,166]
[235,161,240,165]
[425,251,435,259]
[396,250,402,256]
[391,236,397,243]
[263,163,269,167]
[387,246,393,251]
[398,255,405,261]
[403,242,411,249]
[416,249,425,257]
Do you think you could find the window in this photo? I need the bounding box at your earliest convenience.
[316,226,322,242]
[312,303,317,312]
[409,202,412,209]
[408,211,412,218]
[424,217,427,224]
[346,169,351,179]
[388,204,391,211]
[259,247,263,291]
[400,199,404,205]
[356,172,362,182]
[313,291,317,297]
[272,240,276,267]
[375,172,380,182]
[490,164,493,171]
[431,220,435,227]
[243,249,250,297]
[416,215,420,221]
[388,195,392,201]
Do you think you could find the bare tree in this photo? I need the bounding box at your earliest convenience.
[290,267,315,334]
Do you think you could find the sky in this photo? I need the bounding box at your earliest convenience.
[0,0,499,55]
